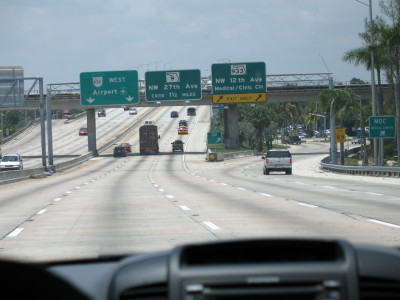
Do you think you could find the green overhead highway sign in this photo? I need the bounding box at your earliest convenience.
[207,132,223,145]
[80,70,139,106]
[211,62,266,104]
[369,116,396,138]
[145,69,201,101]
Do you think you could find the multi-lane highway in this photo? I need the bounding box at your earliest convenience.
[0,105,399,262]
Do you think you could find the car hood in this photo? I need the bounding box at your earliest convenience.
[0,161,21,166]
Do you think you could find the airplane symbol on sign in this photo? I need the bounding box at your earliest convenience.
[380,130,386,136]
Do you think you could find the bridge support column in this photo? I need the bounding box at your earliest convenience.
[224,104,239,149]
[87,109,98,156]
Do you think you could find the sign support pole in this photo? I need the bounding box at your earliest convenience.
[39,78,47,168]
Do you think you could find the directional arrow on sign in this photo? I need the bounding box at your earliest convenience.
[125,95,134,102]
[86,97,95,104]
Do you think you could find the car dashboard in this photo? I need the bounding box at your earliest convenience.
[2,238,400,300]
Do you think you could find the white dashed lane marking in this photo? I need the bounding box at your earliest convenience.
[203,221,221,230]
[7,228,24,237]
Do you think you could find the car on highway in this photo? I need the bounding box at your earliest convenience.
[289,135,302,145]
[129,107,137,115]
[261,149,292,175]
[113,146,127,157]
[78,127,88,136]
[170,111,179,118]
[0,154,23,170]
[119,143,132,153]
[179,119,188,127]
[171,139,184,151]
[351,137,362,144]
[281,136,290,144]
[187,107,196,116]
[178,125,188,134]
[97,109,106,117]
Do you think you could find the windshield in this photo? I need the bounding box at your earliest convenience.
[0,0,399,264]
[2,156,19,162]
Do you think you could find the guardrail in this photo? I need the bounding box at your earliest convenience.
[320,147,400,177]
[206,150,258,161]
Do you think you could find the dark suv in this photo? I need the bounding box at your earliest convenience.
[289,136,302,145]
[113,146,127,157]
[187,107,196,116]
[179,120,188,127]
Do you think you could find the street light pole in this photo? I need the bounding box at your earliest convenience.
[310,113,327,141]
[355,0,379,165]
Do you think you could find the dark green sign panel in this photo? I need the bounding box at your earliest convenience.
[211,62,266,94]
[145,69,202,101]
[80,70,139,106]
[207,132,223,145]
[369,116,396,138]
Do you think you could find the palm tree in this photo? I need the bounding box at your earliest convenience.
[373,18,400,166]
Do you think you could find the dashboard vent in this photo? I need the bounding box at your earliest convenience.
[120,283,167,300]
[184,279,342,300]
[360,277,400,300]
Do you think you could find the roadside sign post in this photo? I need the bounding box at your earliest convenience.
[335,128,346,143]
[211,62,267,104]
[369,116,396,138]
[80,70,139,106]
[145,69,201,101]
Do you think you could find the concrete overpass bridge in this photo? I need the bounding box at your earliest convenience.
[1,73,393,111]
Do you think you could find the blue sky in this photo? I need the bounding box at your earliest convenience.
[1,0,383,84]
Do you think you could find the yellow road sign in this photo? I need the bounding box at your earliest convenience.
[212,92,267,104]
[335,128,346,143]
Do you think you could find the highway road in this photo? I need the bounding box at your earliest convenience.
[0,106,154,169]
[0,105,399,262]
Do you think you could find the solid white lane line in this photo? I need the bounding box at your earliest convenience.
[261,193,272,197]
[238,187,246,191]
[298,202,318,208]
[368,219,400,229]
[7,228,24,237]
[37,209,47,215]
[180,205,191,211]
[322,186,336,189]
[203,221,221,230]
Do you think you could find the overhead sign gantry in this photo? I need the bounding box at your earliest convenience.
[211,62,267,104]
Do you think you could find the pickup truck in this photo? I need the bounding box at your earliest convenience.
[171,140,184,152]
[261,149,292,175]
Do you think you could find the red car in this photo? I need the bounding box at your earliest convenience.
[119,143,132,153]
[79,127,88,136]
